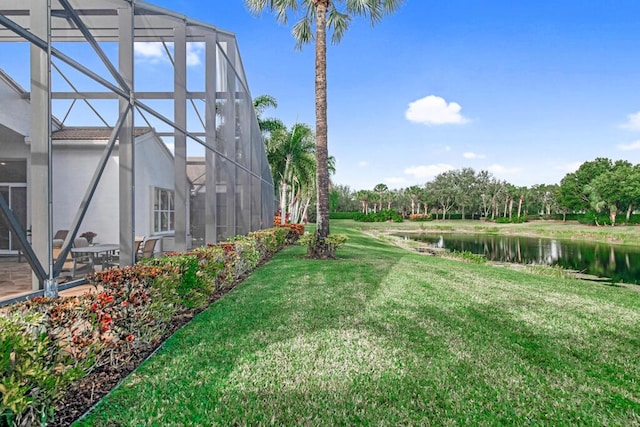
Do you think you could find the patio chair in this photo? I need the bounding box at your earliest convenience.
[103,236,144,268]
[137,237,160,261]
[53,229,69,240]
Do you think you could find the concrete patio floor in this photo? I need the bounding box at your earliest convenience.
[0,256,97,304]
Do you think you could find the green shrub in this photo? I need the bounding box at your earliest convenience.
[0,312,86,426]
[491,216,529,224]
[329,212,360,220]
[409,214,432,222]
[248,228,288,258]
[1,227,291,425]
[578,211,612,226]
[145,253,212,310]
[523,264,572,279]
[447,250,487,264]
[191,245,226,291]
[353,210,403,223]
[298,232,349,257]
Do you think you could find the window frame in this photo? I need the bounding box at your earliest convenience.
[153,187,175,235]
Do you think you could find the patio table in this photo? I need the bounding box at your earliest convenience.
[71,244,119,271]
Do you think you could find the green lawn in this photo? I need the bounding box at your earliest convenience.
[76,223,640,426]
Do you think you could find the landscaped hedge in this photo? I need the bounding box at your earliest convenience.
[0,227,290,426]
[329,212,360,220]
[353,209,403,223]
[556,212,640,226]
[408,213,433,222]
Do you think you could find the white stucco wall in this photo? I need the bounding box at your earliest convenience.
[52,142,120,245]
[0,124,28,158]
[133,132,177,252]
[51,133,176,252]
[0,73,30,137]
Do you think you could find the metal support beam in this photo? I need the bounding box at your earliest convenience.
[29,0,52,291]
[58,0,131,92]
[173,22,187,251]
[118,4,135,266]
[205,31,217,244]
[224,41,237,238]
[0,13,130,100]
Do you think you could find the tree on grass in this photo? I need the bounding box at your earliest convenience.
[245,0,405,258]
[268,123,316,225]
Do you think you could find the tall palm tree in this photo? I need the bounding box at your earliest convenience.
[245,0,404,258]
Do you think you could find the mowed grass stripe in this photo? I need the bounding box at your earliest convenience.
[76,225,640,426]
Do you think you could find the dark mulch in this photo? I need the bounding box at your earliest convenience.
[49,274,253,426]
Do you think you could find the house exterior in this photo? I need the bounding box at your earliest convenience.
[0,0,275,295]
[51,127,179,253]
[1,71,180,255]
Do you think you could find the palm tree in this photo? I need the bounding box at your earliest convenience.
[245,0,404,258]
[354,190,371,214]
[267,123,316,224]
[373,183,389,211]
[253,94,285,137]
[405,185,422,215]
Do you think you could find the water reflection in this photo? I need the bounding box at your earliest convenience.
[399,233,640,284]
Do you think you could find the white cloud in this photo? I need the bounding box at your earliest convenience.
[463,151,486,159]
[554,161,582,172]
[134,42,167,63]
[404,163,455,179]
[620,112,640,131]
[488,164,521,175]
[405,95,469,126]
[384,177,407,185]
[617,140,640,151]
[134,42,204,67]
[357,161,369,168]
[187,42,205,66]
[445,145,452,152]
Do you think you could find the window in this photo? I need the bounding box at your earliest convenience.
[153,188,174,233]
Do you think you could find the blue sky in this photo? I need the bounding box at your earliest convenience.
[4,1,640,191]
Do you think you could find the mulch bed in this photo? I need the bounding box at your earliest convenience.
[49,277,250,426]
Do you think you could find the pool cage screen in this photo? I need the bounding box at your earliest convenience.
[0,0,275,295]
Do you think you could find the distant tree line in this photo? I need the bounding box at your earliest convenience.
[330,158,640,225]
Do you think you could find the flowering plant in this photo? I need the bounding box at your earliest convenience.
[80,231,97,243]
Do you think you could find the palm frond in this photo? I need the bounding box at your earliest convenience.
[327,7,351,44]
[292,16,314,49]
[245,0,269,15]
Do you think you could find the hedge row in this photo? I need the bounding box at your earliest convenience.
[329,212,360,220]
[0,226,295,427]
[556,212,640,225]
[353,209,403,223]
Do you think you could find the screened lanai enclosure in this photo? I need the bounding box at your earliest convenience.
[0,0,275,298]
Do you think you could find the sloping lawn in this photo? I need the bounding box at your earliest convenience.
[76,225,640,426]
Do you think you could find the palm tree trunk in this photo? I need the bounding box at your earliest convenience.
[517,194,523,218]
[280,159,291,225]
[301,197,311,223]
[280,180,288,224]
[311,0,330,257]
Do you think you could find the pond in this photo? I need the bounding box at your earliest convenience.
[397,233,640,285]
